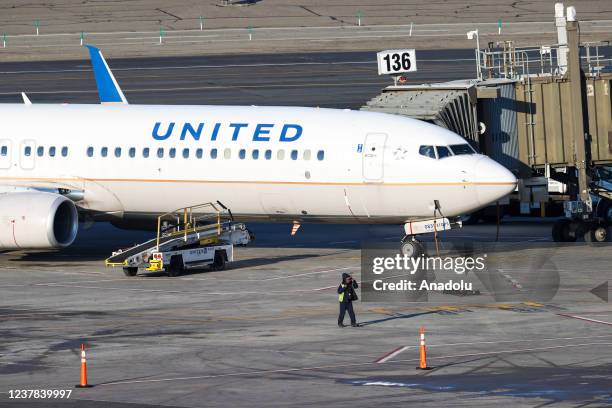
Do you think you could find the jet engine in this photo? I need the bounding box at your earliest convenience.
[0,192,78,249]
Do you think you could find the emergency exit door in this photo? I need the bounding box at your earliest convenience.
[362,133,387,182]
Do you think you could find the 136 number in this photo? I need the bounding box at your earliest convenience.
[383,52,411,72]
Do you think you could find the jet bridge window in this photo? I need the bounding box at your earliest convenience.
[114,147,122,158]
[61,147,68,157]
[49,146,56,157]
[143,148,150,158]
[317,150,325,161]
[169,148,176,158]
[86,147,94,157]
[37,146,44,157]
[129,147,136,158]
[183,148,189,159]
[24,146,32,156]
[449,144,476,155]
[436,146,453,159]
[157,148,164,158]
[239,149,246,160]
[419,145,436,159]
[101,147,108,157]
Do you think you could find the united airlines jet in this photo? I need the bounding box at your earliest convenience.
[0,46,516,255]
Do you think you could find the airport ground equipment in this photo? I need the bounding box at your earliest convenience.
[363,3,612,243]
[105,202,252,277]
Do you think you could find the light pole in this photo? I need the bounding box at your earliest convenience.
[467,30,481,80]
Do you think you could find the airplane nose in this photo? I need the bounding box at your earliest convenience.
[474,156,517,206]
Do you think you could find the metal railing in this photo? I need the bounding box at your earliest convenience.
[476,41,611,80]
[155,202,228,251]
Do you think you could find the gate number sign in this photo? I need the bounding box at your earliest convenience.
[377,49,417,75]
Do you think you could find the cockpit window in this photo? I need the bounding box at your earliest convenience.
[436,146,453,159]
[449,144,476,155]
[419,145,436,159]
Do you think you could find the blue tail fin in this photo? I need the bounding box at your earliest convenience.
[85,45,128,104]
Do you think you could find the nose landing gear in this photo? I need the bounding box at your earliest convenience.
[400,236,425,258]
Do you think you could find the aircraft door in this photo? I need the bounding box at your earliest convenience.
[362,133,387,182]
[19,140,36,170]
[0,140,11,169]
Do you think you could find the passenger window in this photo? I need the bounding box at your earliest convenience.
[61,147,68,157]
[101,147,107,157]
[183,148,189,159]
[303,150,311,160]
[196,148,203,159]
[24,146,31,156]
[211,148,218,159]
[290,150,298,160]
[87,147,94,157]
[277,149,285,160]
[49,146,56,157]
[224,148,231,159]
[114,147,121,158]
[129,147,136,158]
[157,148,164,158]
[0,146,6,156]
[239,149,246,160]
[37,146,44,157]
[419,145,436,159]
[169,148,176,158]
[436,146,452,159]
[143,148,150,158]
[265,149,272,160]
[317,150,325,161]
[252,149,259,160]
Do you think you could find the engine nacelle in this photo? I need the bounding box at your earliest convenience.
[0,192,78,249]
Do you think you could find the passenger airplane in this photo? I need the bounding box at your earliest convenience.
[0,46,516,255]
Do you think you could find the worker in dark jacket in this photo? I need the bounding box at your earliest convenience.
[338,272,360,327]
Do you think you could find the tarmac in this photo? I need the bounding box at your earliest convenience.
[0,221,611,407]
[0,0,610,61]
[0,49,475,106]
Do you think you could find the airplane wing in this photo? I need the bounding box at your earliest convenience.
[85,45,128,105]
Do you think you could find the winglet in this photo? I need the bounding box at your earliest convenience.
[21,92,32,105]
[85,45,128,104]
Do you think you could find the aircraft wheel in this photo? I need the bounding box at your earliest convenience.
[123,267,138,277]
[400,239,424,258]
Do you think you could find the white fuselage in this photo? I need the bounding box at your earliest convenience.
[0,104,516,225]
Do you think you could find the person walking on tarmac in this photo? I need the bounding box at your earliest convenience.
[338,272,360,327]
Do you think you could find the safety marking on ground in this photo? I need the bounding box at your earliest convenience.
[556,313,612,326]
[374,346,410,363]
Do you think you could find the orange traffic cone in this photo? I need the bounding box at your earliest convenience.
[416,326,432,370]
[75,344,93,388]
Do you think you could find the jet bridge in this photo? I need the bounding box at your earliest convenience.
[362,81,480,144]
